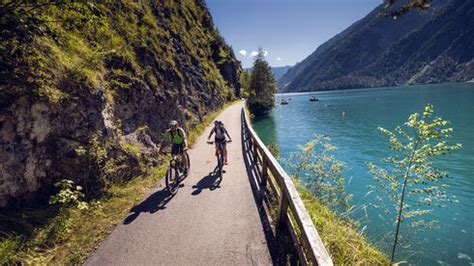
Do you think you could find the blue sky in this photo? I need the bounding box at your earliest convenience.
[206,0,382,68]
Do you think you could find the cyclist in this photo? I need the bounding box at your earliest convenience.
[159,120,189,175]
[207,120,232,165]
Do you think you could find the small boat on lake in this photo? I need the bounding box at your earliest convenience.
[280,99,289,105]
[309,96,319,101]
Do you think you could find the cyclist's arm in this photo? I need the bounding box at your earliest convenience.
[207,128,215,140]
[159,131,171,152]
[180,128,188,148]
[225,130,232,142]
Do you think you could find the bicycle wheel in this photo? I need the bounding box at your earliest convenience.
[166,166,179,194]
[217,152,224,177]
[184,152,190,172]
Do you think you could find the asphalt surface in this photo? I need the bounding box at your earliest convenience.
[85,101,273,265]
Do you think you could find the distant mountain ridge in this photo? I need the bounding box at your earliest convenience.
[279,0,474,92]
[246,65,291,81]
[271,65,291,81]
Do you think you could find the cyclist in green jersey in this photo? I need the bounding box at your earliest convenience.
[159,120,188,175]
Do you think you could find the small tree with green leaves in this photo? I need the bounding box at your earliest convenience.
[367,104,462,262]
[247,48,277,116]
[288,134,352,211]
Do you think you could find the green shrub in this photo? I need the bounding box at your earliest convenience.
[0,235,22,265]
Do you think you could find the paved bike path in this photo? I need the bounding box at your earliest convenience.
[85,101,272,265]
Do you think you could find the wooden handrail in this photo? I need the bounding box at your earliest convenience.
[242,108,333,266]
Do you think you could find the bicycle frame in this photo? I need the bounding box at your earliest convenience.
[207,140,230,176]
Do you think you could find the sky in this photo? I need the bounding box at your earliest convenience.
[206,0,382,68]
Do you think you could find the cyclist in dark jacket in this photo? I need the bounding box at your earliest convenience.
[207,121,232,165]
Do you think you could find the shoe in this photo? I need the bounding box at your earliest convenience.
[224,160,228,165]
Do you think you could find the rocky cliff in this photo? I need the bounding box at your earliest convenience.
[278,0,473,92]
[0,0,241,207]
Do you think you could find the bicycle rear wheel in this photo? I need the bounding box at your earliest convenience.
[166,167,179,194]
[217,153,224,177]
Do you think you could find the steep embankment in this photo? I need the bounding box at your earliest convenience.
[279,0,473,92]
[0,0,241,207]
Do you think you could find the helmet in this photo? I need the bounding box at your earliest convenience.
[214,120,220,125]
[169,120,178,128]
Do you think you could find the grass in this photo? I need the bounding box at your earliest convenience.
[0,101,238,265]
[262,166,387,265]
[296,183,389,265]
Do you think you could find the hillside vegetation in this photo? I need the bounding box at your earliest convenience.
[279,0,473,92]
[0,0,241,207]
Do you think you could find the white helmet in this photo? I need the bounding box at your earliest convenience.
[169,120,178,127]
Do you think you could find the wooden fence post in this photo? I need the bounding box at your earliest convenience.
[261,159,268,187]
[252,142,258,162]
[277,192,289,232]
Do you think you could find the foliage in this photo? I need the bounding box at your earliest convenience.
[49,179,89,210]
[297,184,389,265]
[287,134,352,211]
[239,69,251,98]
[0,234,22,265]
[0,0,240,103]
[247,48,277,116]
[267,141,280,158]
[381,0,431,19]
[367,104,462,262]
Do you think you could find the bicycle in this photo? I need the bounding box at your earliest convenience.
[207,140,231,177]
[163,150,190,194]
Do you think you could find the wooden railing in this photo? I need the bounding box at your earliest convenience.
[242,108,333,266]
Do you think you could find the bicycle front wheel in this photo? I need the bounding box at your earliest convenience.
[166,167,179,194]
[184,152,190,172]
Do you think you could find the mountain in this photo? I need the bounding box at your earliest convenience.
[246,65,291,81]
[272,66,291,81]
[279,0,474,92]
[0,1,241,207]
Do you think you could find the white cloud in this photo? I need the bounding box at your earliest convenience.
[239,49,247,56]
[250,50,269,57]
[276,57,282,61]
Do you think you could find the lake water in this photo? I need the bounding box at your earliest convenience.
[252,83,474,265]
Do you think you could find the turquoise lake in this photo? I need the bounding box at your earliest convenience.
[252,83,474,265]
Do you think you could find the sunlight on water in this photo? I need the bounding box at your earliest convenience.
[253,83,474,265]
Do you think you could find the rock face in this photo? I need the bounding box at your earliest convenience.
[0,1,241,207]
[278,0,473,92]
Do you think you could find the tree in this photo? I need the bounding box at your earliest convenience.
[367,104,462,262]
[247,48,277,116]
[239,69,251,98]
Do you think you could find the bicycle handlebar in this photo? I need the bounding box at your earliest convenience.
[207,140,232,144]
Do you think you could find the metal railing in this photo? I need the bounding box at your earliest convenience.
[242,108,333,266]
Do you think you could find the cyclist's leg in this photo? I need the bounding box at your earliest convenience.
[171,143,179,156]
[180,144,188,172]
[223,142,228,164]
[214,141,219,156]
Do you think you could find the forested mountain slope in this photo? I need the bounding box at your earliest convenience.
[279,0,473,92]
[0,0,241,207]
